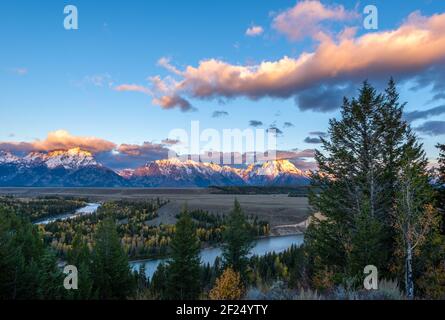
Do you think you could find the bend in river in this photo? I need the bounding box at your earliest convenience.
[131,234,304,279]
[34,203,101,225]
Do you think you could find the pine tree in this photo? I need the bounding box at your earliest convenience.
[67,234,94,299]
[91,217,135,299]
[306,80,429,285]
[221,199,254,280]
[0,207,66,299]
[150,262,168,299]
[307,81,389,280]
[165,210,201,300]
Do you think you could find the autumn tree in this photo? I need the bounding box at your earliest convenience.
[393,134,439,299]
[209,267,243,300]
[436,143,445,234]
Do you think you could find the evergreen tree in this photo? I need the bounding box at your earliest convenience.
[221,199,254,280]
[91,217,135,299]
[150,262,168,299]
[165,210,201,300]
[67,233,94,299]
[0,207,66,300]
[306,79,426,285]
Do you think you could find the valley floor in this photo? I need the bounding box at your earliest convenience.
[0,187,311,232]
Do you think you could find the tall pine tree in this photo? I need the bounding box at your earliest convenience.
[90,217,135,299]
[165,210,201,300]
[307,81,390,282]
[221,199,254,281]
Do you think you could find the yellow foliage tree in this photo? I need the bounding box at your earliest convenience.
[209,268,243,300]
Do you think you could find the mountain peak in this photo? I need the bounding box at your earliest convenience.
[0,150,20,164]
[22,148,98,170]
[48,147,93,158]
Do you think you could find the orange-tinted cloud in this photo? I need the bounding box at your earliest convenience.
[114,84,151,94]
[272,0,359,41]
[246,25,264,37]
[149,11,445,111]
[0,130,116,154]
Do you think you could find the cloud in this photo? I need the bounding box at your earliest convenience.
[82,74,114,88]
[283,122,294,128]
[158,57,182,75]
[246,25,264,37]
[309,131,327,137]
[276,148,316,159]
[11,67,28,76]
[0,130,116,154]
[212,110,229,118]
[404,105,445,122]
[161,138,181,146]
[148,11,445,111]
[415,121,445,136]
[272,0,359,41]
[304,131,328,144]
[304,137,322,144]
[152,94,193,111]
[267,126,284,136]
[297,84,355,112]
[96,142,171,170]
[249,120,263,127]
[114,84,151,95]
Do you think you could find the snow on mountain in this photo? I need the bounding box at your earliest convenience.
[130,158,309,187]
[242,159,310,186]
[23,147,98,169]
[0,151,20,164]
[131,158,246,187]
[0,148,310,187]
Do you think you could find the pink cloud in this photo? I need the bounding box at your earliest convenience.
[114,84,151,94]
[246,25,264,37]
[0,130,116,154]
[272,0,359,41]
[148,11,445,111]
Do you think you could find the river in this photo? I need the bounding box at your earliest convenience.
[34,203,101,225]
[130,234,304,279]
[32,203,304,279]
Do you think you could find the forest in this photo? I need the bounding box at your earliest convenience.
[0,80,444,300]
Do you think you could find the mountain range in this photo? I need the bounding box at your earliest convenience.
[0,148,310,187]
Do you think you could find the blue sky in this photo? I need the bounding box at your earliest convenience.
[0,0,444,169]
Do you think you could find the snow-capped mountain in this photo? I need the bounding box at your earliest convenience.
[0,149,310,187]
[242,160,310,186]
[125,158,309,187]
[130,158,246,187]
[0,151,20,164]
[0,148,125,187]
[23,147,98,169]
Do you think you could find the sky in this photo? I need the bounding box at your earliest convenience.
[0,0,444,170]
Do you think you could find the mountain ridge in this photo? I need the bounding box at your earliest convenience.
[0,149,310,187]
